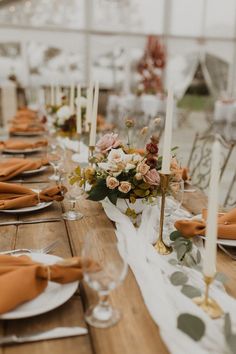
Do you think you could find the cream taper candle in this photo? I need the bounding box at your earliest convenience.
[203,140,221,277]
[89,81,99,147]
[85,83,93,132]
[70,83,75,113]
[76,84,82,134]
[50,84,55,106]
[161,87,174,174]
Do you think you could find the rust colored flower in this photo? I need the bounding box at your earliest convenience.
[146,143,158,155]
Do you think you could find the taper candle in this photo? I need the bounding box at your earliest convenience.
[203,140,221,277]
[85,83,93,132]
[56,85,61,106]
[76,84,82,134]
[161,87,174,174]
[50,84,55,106]
[89,81,99,147]
[70,83,75,113]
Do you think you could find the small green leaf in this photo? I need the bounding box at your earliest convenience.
[176,244,187,261]
[170,271,188,286]
[168,259,178,266]
[181,285,201,298]
[177,313,205,341]
[196,249,201,264]
[170,230,182,241]
[215,272,229,284]
[227,335,236,354]
[107,192,118,205]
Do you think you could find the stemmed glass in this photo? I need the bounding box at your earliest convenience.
[82,229,128,328]
[60,170,85,221]
[47,143,65,181]
[163,179,184,236]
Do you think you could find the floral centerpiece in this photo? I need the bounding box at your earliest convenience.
[71,129,182,222]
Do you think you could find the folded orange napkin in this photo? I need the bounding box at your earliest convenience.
[0,139,47,151]
[0,255,98,314]
[10,122,45,133]
[174,208,236,240]
[0,182,66,209]
[0,158,48,181]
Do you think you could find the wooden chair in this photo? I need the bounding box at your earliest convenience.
[223,171,236,208]
[187,133,235,192]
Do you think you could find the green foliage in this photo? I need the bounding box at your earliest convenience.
[177,313,205,341]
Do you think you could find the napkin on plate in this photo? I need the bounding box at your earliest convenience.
[174,208,236,240]
[0,139,47,151]
[0,182,66,209]
[0,158,48,181]
[0,255,99,314]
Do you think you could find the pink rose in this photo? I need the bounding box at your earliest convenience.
[118,181,132,194]
[143,169,160,186]
[106,176,119,189]
[137,160,150,175]
[96,133,121,153]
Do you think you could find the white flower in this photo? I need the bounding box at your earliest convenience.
[75,96,87,108]
[57,105,72,125]
[107,148,126,164]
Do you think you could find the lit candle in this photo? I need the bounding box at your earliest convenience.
[85,83,93,132]
[70,83,75,113]
[161,87,174,174]
[50,84,55,106]
[76,84,82,134]
[203,140,220,277]
[89,81,99,147]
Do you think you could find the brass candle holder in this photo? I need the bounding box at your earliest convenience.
[193,275,224,319]
[154,172,173,255]
[88,146,95,166]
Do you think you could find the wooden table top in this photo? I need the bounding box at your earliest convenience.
[0,163,235,354]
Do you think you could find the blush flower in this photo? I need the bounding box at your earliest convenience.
[106,176,119,189]
[137,160,150,175]
[118,181,132,194]
[143,169,160,186]
[96,133,121,153]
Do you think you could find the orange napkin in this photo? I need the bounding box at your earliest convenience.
[0,139,47,151]
[0,255,99,314]
[174,208,236,240]
[0,158,48,181]
[0,182,66,209]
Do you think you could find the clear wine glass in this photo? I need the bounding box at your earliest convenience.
[163,179,184,236]
[60,171,85,221]
[47,143,65,181]
[82,229,128,328]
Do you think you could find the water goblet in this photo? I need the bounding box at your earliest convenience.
[47,143,65,181]
[82,229,128,328]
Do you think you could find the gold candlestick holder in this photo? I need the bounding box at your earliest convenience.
[154,172,173,255]
[88,146,95,166]
[193,275,224,319]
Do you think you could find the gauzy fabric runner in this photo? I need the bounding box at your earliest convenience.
[102,200,236,354]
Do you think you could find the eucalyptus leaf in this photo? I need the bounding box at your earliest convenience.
[215,272,229,284]
[196,249,201,264]
[170,271,188,286]
[177,313,205,341]
[170,230,182,241]
[181,285,201,298]
[168,259,178,266]
[176,244,187,261]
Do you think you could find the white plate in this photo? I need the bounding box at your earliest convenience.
[0,253,78,319]
[3,147,43,154]
[21,165,48,176]
[193,214,236,247]
[11,131,44,137]
[0,201,53,214]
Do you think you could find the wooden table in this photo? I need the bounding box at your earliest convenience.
[0,166,235,354]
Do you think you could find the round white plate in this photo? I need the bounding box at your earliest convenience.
[3,147,43,154]
[192,214,236,247]
[0,201,53,214]
[0,253,79,319]
[21,165,48,176]
[11,131,44,137]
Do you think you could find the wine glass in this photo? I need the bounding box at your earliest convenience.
[163,179,184,236]
[47,143,65,181]
[60,171,85,221]
[82,229,128,328]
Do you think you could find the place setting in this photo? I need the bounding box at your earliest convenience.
[1,3,236,354]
